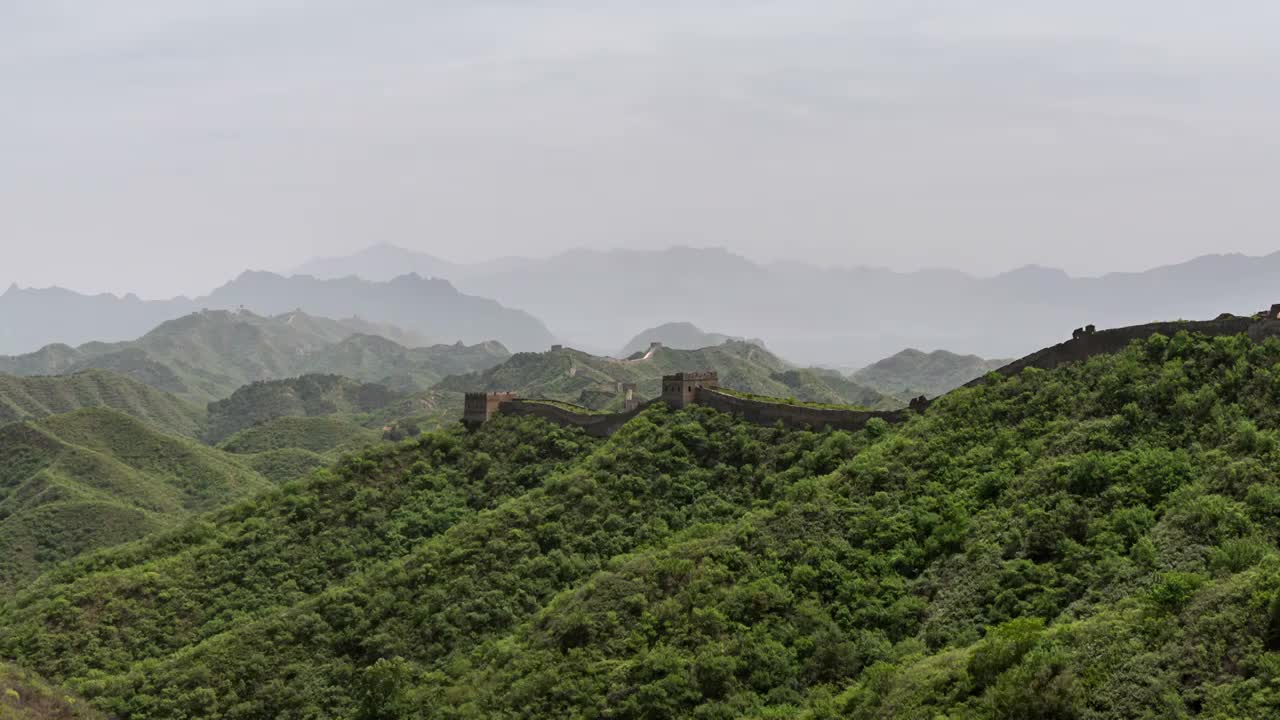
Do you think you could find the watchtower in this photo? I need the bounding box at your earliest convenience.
[622,382,639,411]
[463,392,518,425]
[1270,304,1280,321]
[661,371,719,409]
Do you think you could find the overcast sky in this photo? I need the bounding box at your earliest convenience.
[3,1,1279,297]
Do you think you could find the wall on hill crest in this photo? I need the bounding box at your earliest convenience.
[496,399,655,437]
[967,316,1280,388]
[694,388,910,432]
[491,315,1280,436]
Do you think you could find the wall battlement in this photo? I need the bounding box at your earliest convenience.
[661,371,719,408]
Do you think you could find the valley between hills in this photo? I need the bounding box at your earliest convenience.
[2,258,1280,719]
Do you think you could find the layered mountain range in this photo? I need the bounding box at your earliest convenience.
[0,309,510,403]
[297,244,1280,365]
[9,245,1278,368]
[0,271,553,356]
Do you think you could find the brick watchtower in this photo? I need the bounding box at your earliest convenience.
[661,372,719,409]
[463,392,518,425]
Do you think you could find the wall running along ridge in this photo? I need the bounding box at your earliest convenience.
[964,316,1280,388]
[477,313,1280,437]
[693,388,912,432]
[495,399,658,437]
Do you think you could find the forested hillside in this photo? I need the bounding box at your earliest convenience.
[203,374,404,444]
[3,330,1279,718]
[0,409,271,590]
[299,335,509,392]
[0,370,206,438]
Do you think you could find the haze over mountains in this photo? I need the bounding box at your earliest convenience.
[616,322,766,358]
[0,309,510,404]
[0,271,552,356]
[296,244,1280,366]
[6,244,1280,368]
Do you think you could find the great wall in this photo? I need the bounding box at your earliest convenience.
[465,305,1280,438]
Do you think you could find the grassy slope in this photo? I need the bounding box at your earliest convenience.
[238,448,331,485]
[852,348,1009,399]
[0,370,205,438]
[203,374,404,444]
[0,311,511,405]
[0,408,271,591]
[0,663,102,720]
[218,416,381,455]
[4,332,1280,718]
[770,368,903,410]
[300,335,509,392]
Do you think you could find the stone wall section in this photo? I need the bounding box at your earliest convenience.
[478,313,1280,437]
[965,316,1278,389]
[496,399,657,438]
[693,388,912,432]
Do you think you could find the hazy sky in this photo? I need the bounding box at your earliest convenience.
[4,1,1279,297]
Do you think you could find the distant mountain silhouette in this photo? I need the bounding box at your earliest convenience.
[297,245,1280,366]
[291,243,467,282]
[0,272,554,355]
[616,322,766,358]
[203,271,554,351]
[0,284,192,359]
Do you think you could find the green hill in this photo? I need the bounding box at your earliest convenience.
[5,330,1280,718]
[204,374,405,444]
[0,408,271,591]
[436,341,898,411]
[0,663,102,719]
[299,335,509,392]
[616,321,767,357]
[852,348,1009,399]
[237,447,331,485]
[217,416,381,455]
[770,368,903,410]
[0,311,505,404]
[0,370,206,438]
